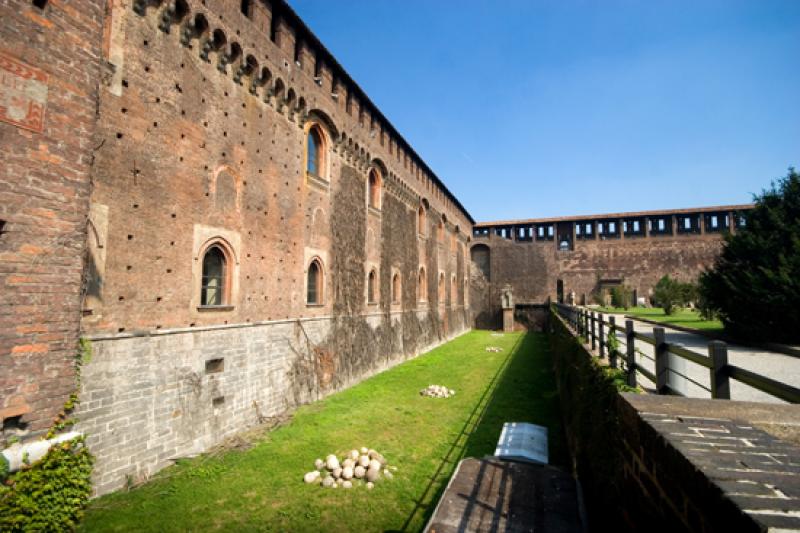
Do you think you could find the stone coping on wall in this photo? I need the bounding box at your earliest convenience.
[85,306,467,342]
[620,393,800,532]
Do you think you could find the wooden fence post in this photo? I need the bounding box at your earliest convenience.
[591,312,596,350]
[654,327,668,394]
[709,341,730,400]
[609,316,617,368]
[626,320,636,387]
[599,315,606,358]
[582,310,587,338]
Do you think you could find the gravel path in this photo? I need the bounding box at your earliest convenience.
[591,311,800,404]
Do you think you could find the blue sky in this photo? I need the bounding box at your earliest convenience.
[290,0,800,222]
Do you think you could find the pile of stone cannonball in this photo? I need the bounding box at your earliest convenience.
[419,384,456,398]
[485,346,503,352]
[303,447,395,489]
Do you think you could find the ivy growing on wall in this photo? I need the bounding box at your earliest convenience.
[0,338,94,531]
[0,436,94,531]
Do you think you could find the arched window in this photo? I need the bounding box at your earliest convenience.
[306,124,325,178]
[368,169,381,209]
[437,220,444,243]
[438,272,445,303]
[392,273,401,304]
[307,259,323,305]
[418,267,427,302]
[418,206,426,237]
[201,245,227,306]
[367,268,377,304]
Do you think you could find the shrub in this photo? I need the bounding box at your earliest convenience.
[610,285,631,309]
[653,275,681,315]
[0,436,94,532]
[699,168,800,343]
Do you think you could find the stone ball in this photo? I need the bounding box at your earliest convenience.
[349,450,360,461]
[314,458,324,470]
[354,465,366,479]
[341,466,354,480]
[383,469,394,480]
[332,467,342,479]
[342,480,353,489]
[360,447,368,454]
[366,482,374,490]
[325,455,340,471]
[322,476,335,488]
[368,459,381,471]
[366,466,380,482]
[342,458,355,469]
[304,471,321,484]
[358,455,370,468]
[368,450,385,462]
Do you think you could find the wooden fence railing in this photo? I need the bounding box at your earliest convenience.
[553,303,800,403]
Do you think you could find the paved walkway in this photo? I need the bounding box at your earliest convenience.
[592,310,800,404]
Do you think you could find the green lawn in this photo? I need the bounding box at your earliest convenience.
[597,307,723,333]
[80,330,565,532]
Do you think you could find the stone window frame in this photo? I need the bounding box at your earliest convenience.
[196,237,236,312]
[306,257,325,306]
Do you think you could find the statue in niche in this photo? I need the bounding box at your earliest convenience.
[501,285,513,309]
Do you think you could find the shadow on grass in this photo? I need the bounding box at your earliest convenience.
[392,332,567,532]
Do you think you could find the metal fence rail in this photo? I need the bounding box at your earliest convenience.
[553,302,800,404]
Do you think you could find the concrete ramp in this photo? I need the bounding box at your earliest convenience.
[424,458,583,533]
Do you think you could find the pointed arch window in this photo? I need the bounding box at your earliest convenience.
[367,268,378,304]
[368,169,382,210]
[418,205,426,237]
[306,124,326,179]
[307,259,324,305]
[201,245,228,306]
[418,267,427,302]
[392,272,401,304]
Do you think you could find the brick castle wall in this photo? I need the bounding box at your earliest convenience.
[75,0,471,494]
[471,226,731,328]
[0,0,105,434]
[551,311,800,532]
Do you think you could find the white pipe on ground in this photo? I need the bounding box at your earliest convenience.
[1,431,83,473]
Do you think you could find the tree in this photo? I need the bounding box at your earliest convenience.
[653,275,682,315]
[699,168,800,343]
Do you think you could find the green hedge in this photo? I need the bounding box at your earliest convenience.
[0,436,94,532]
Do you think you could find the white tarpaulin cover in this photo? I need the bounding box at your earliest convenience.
[494,422,548,465]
